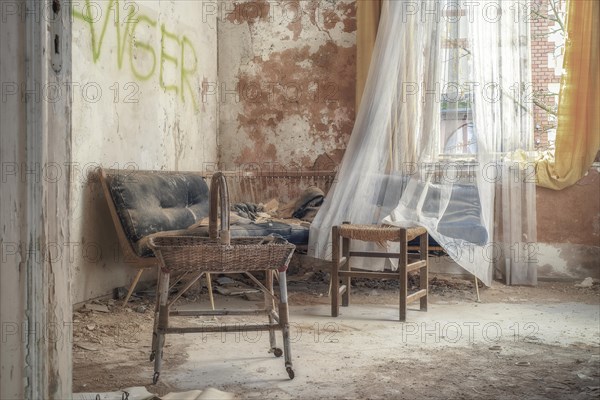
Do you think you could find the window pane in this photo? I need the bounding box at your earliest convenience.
[440,3,475,156]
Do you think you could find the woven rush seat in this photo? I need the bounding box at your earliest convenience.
[337,224,427,242]
[331,222,429,321]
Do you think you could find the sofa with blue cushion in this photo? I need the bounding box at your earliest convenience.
[100,169,311,260]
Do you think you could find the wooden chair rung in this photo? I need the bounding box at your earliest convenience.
[406,260,427,272]
[406,289,427,304]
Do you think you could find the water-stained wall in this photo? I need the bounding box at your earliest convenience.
[70,0,218,303]
[217,0,357,172]
[536,168,600,279]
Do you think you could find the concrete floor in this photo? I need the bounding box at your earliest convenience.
[72,280,600,399]
[158,293,599,399]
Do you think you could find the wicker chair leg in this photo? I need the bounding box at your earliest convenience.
[167,272,203,307]
[152,270,170,384]
[265,270,278,353]
[206,273,215,311]
[278,270,294,379]
[150,269,162,361]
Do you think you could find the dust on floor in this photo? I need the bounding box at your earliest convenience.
[73,276,600,399]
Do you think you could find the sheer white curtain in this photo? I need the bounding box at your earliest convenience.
[308,0,537,286]
[470,0,537,285]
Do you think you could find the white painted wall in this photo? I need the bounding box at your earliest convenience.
[70,0,218,303]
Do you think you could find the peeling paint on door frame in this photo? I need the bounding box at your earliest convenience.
[23,0,73,398]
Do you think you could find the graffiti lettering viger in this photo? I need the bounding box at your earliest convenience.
[73,0,199,107]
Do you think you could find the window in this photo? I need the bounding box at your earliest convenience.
[438,0,568,156]
[440,4,475,157]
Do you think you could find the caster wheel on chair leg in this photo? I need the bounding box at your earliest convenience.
[152,371,160,384]
[286,367,295,380]
[272,348,283,357]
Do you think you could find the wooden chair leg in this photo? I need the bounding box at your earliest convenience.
[341,236,351,307]
[122,268,144,307]
[399,229,408,322]
[331,226,340,317]
[419,232,428,311]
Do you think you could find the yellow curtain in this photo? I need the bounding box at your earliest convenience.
[536,0,600,190]
[355,0,382,110]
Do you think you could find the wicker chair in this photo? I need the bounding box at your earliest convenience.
[148,172,296,383]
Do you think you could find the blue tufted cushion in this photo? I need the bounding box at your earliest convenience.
[106,171,211,244]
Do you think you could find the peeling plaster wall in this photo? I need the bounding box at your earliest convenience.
[214,0,599,284]
[217,0,356,171]
[65,0,597,305]
[70,1,218,303]
[536,168,600,280]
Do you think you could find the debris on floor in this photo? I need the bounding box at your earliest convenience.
[428,276,480,295]
[214,279,260,296]
[161,388,234,400]
[74,342,99,352]
[73,387,234,400]
[73,276,599,399]
[82,303,110,313]
[73,386,154,400]
[575,277,595,288]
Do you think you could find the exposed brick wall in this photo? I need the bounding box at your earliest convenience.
[530,0,565,149]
